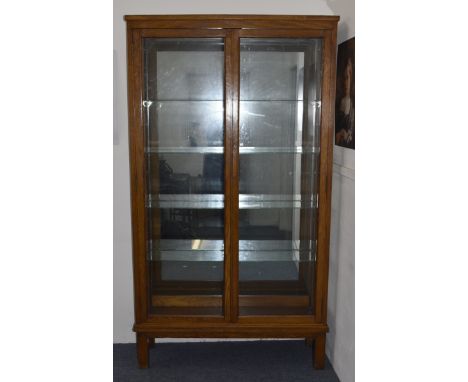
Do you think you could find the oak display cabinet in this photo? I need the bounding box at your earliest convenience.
[125,15,339,369]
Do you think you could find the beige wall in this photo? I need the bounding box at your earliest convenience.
[325,2,355,382]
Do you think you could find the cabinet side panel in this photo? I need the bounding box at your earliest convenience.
[127,27,149,323]
[314,27,337,323]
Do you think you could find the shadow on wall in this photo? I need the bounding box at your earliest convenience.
[327,168,343,357]
[114,49,119,145]
[325,0,355,43]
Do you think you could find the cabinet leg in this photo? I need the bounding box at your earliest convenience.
[136,334,149,368]
[313,334,326,369]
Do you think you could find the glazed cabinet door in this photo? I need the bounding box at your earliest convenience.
[237,37,323,316]
[142,36,228,316]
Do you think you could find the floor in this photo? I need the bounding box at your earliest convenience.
[114,340,340,382]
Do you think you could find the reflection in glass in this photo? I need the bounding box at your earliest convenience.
[239,38,322,316]
[144,38,225,316]
[148,101,224,148]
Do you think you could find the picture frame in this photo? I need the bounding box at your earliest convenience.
[335,37,355,149]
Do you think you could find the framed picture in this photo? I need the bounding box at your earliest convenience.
[335,37,355,149]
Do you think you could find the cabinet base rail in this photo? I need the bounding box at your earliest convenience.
[134,326,328,370]
[133,322,328,337]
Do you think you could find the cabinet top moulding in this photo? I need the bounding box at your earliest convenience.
[124,15,340,30]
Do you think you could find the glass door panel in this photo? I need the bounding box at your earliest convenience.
[143,38,225,316]
[239,38,322,315]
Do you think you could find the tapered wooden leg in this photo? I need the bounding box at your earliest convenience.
[313,334,326,369]
[136,334,149,368]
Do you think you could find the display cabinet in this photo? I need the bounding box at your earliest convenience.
[125,15,339,369]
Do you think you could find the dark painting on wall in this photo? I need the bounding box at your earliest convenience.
[335,37,355,149]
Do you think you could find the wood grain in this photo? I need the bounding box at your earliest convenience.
[224,30,233,322]
[313,334,326,369]
[124,15,339,31]
[135,321,328,338]
[127,27,149,325]
[136,333,149,368]
[314,28,338,324]
[152,294,310,308]
[229,29,240,323]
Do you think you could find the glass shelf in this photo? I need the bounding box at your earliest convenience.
[148,194,224,209]
[239,100,321,105]
[145,99,224,102]
[238,147,319,154]
[239,194,317,209]
[146,147,224,154]
[146,194,318,209]
[148,239,316,262]
[146,147,318,154]
[144,99,319,104]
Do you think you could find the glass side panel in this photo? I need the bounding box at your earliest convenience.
[144,38,225,316]
[239,38,322,316]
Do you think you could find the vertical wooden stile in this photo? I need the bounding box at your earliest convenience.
[223,31,233,321]
[228,29,240,322]
[314,29,337,324]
